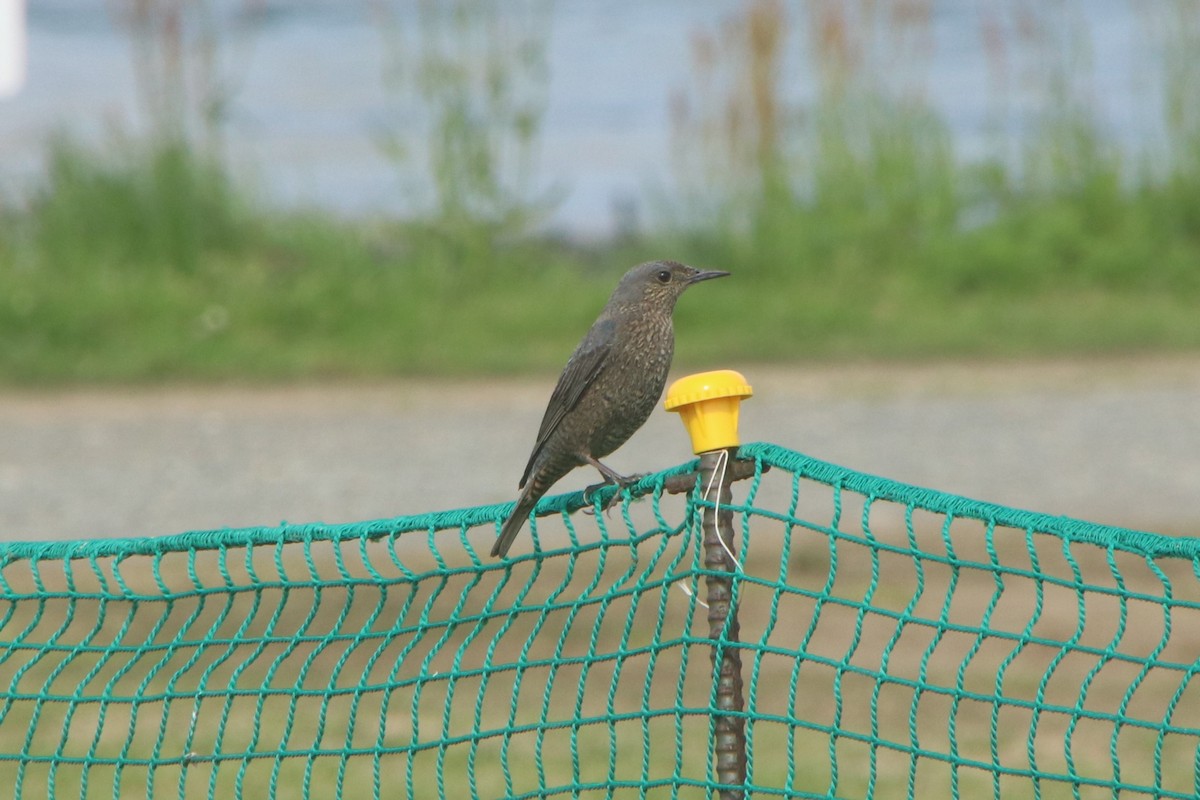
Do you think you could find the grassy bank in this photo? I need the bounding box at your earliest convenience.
[2,136,1200,385]
[4,0,1200,385]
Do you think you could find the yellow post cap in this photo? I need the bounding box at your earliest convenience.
[664,369,753,454]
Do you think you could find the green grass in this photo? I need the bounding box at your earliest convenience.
[2,129,1200,385]
[5,0,1199,384]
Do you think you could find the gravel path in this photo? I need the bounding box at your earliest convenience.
[2,356,1198,542]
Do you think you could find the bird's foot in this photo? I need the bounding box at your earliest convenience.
[582,472,648,516]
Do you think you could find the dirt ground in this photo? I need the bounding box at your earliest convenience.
[2,355,1199,542]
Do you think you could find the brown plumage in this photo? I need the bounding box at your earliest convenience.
[491,260,729,558]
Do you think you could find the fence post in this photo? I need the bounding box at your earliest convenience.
[664,370,754,800]
[698,446,746,798]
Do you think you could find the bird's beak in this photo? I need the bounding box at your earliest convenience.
[688,269,731,284]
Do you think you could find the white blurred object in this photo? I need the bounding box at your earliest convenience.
[0,0,25,98]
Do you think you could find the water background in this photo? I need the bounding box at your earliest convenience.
[0,0,1164,237]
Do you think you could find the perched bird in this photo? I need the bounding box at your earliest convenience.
[491,260,729,558]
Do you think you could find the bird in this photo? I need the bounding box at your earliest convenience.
[491,260,729,558]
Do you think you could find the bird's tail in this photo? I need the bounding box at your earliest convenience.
[491,481,541,558]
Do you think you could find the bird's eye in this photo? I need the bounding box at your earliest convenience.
[656,270,672,284]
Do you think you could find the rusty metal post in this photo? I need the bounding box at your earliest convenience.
[664,370,754,800]
[698,447,746,798]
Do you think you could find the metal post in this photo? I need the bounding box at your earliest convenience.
[698,447,746,799]
[663,369,754,799]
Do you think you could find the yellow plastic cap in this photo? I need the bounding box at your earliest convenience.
[664,369,753,454]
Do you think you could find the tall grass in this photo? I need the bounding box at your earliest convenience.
[2,1,1200,383]
[665,0,1200,295]
[27,137,252,274]
[108,0,262,154]
[374,0,559,267]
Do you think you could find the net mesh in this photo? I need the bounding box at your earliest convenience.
[1,441,1198,799]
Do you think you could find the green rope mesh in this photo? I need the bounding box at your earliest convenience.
[1,441,1199,799]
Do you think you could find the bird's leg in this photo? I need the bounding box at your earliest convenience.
[582,456,646,514]
[584,456,632,487]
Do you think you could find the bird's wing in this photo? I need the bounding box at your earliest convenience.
[519,318,615,488]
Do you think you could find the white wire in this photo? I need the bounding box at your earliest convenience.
[703,448,743,572]
[675,448,743,608]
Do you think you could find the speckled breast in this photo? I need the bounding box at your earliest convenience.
[582,316,675,459]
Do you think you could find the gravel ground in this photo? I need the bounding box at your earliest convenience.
[2,356,1199,542]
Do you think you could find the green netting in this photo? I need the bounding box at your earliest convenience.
[2,441,1199,799]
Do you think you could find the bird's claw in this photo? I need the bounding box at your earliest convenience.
[581,481,616,516]
[582,473,648,517]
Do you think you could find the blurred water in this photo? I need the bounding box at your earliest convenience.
[0,0,1165,237]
